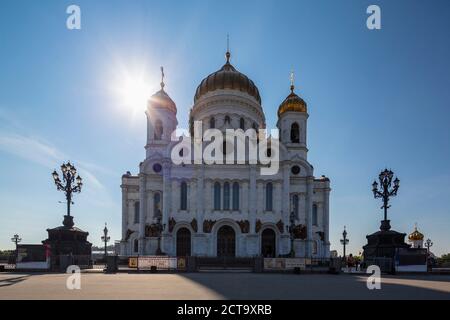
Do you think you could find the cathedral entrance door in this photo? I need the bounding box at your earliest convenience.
[176,228,191,256]
[261,228,276,257]
[217,225,236,257]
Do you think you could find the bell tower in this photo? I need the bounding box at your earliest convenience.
[145,67,178,156]
[276,71,308,160]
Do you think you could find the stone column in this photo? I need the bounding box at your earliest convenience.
[197,167,205,228]
[282,164,290,226]
[323,187,331,257]
[121,186,128,240]
[147,190,154,223]
[305,177,313,257]
[162,163,171,231]
[138,174,147,254]
[249,166,257,232]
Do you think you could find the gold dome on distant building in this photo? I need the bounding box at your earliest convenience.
[408,225,424,241]
[277,71,307,117]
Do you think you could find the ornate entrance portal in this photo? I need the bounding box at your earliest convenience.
[176,228,191,256]
[217,225,236,257]
[261,228,276,257]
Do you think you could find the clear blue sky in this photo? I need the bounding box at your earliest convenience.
[1,0,449,255]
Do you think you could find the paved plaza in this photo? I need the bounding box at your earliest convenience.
[0,272,449,300]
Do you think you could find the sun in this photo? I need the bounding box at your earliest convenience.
[110,63,158,118]
[116,73,152,113]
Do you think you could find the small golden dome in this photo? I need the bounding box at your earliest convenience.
[149,66,177,114]
[150,89,177,114]
[277,85,307,117]
[408,226,424,241]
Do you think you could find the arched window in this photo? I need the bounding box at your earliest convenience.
[293,194,299,219]
[154,193,161,218]
[223,182,230,210]
[232,182,240,210]
[225,115,231,124]
[133,239,139,253]
[265,182,273,211]
[154,119,163,140]
[239,118,245,130]
[210,117,215,129]
[312,204,318,226]
[214,182,221,210]
[134,201,140,223]
[180,182,188,210]
[290,122,300,143]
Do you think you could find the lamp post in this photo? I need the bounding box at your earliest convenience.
[340,226,349,260]
[101,223,110,259]
[154,216,166,256]
[425,238,433,254]
[372,169,400,231]
[52,162,83,227]
[11,234,22,264]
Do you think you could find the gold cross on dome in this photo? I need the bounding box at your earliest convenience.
[160,66,165,89]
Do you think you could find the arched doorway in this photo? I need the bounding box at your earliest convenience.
[261,228,276,257]
[217,225,236,257]
[176,228,191,256]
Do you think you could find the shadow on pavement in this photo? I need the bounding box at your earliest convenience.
[175,272,450,300]
[0,275,31,288]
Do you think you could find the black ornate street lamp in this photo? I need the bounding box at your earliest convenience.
[11,234,22,263]
[52,162,83,227]
[286,212,296,257]
[425,238,433,253]
[340,226,349,260]
[154,216,166,256]
[101,223,110,259]
[372,168,400,231]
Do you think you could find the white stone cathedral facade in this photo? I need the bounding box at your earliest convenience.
[119,51,331,258]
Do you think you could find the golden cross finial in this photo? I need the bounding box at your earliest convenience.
[290,69,295,92]
[160,66,165,90]
[414,222,418,230]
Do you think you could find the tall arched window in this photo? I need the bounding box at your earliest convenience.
[312,204,318,226]
[210,117,215,129]
[154,119,163,140]
[239,118,245,130]
[232,182,240,210]
[223,182,230,210]
[134,201,140,223]
[290,122,300,143]
[133,239,139,253]
[214,182,221,210]
[154,193,161,218]
[225,115,231,124]
[293,194,299,219]
[265,182,273,211]
[180,182,188,210]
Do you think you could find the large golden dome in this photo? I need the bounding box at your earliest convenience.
[277,85,307,117]
[194,52,261,104]
[408,226,424,241]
